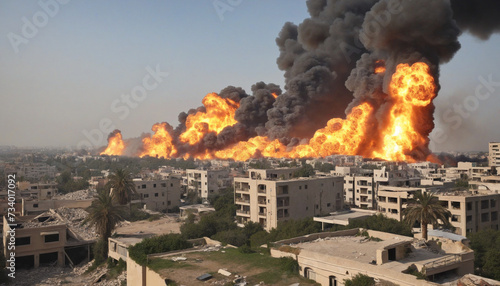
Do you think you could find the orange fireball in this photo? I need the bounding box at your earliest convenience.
[100,132,125,156]
[139,123,177,159]
[372,62,436,161]
[179,93,239,145]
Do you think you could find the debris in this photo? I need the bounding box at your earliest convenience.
[172,256,187,261]
[53,189,96,200]
[218,269,232,277]
[196,273,213,281]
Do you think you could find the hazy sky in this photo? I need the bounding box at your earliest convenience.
[1,1,499,152]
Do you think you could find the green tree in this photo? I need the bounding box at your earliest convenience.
[108,168,137,207]
[84,189,126,246]
[403,191,451,240]
[468,229,500,280]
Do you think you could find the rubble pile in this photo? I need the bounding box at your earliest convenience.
[23,207,98,241]
[54,188,96,200]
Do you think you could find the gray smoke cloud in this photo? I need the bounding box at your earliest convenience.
[451,0,500,40]
[104,0,500,160]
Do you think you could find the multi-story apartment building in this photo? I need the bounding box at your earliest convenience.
[15,181,58,200]
[437,190,500,236]
[377,186,424,221]
[489,142,500,167]
[133,177,181,212]
[185,169,232,199]
[5,163,56,181]
[234,169,343,231]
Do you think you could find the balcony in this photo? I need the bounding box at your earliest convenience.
[235,197,250,204]
[236,209,250,216]
[258,212,266,217]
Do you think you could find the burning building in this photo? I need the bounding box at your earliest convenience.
[100,0,500,162]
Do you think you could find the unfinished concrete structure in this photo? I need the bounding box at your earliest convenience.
[2,208,95,269]
[133,177,181,212]
[234,169,344,231]
[271,229,474,286]
[185,169,232,200]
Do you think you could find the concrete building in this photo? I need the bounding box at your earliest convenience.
[133,177,181,212]
[234,169,343,231]
[185,169,232,200]
[469,175,500,192]
[14,181,58,200]
[489,142,500,167]
[5,163,56,181]
[377,186,424,221]
[2,209,95,269]
[437,190,500,236]
[271,229,475,286]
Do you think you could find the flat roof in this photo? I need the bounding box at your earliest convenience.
[314,210,376,226]
[293,235,411,264]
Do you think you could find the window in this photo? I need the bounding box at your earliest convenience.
[154,193,158,197]
[305,185,308,189]
[153,184,157,188]
[299,186,302,190]
[451,215,460,222]
[481,212,490,222]
[327,203,331,207]
[33,204,38,208]
[466,215,472,223]
[144,194,149,198]
[466,202,472,211]
[491,199,497,208]
[44,233,59,243]
[16,236,31,246]
[161,183,166,187]
[481,200,489,209]
[168,201,171,206]
[170,183,173,187]
[492,211,498,221]
[142,184,146,189]
[162,192,165,197]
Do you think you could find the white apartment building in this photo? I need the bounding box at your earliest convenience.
[6,163,56,181]
[133,177,181,212]
[234,169,343,231]
[185,169,232,199]
[489,142,500,167]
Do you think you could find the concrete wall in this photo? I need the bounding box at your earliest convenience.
[22,199,93,215]
[127,255,146,286]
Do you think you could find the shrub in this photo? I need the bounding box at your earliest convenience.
[344,274,375,286]
[128,234,191,266]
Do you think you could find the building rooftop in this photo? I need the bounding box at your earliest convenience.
[314,209,376,226]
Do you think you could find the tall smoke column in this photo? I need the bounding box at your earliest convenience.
[265,0,379,143]
[345,0,461,161]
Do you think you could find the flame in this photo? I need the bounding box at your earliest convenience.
[271,92,279,99]
[139,123,177,158]
[106,61,437,162]
[211,102,373,161]
[179,93,239,145]
[375,60,386,74]
[372,62,436,161]
[100,132,124,156]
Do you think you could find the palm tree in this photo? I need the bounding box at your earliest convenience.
[108,168,137,209]
[403,191,451,240]
[84,189,127,240]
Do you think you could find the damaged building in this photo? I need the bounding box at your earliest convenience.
[2,207,97,269]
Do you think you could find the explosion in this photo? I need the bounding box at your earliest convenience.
[99,0,499,162]
[179,93,239,145]
[100,130,124,156]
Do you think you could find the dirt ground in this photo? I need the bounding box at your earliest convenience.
[155,249,319,286]
[115,214,182,236]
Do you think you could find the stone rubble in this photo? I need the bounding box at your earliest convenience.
[54,189,96,200]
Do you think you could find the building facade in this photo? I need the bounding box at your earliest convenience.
[234,169,344,231]
[133,177,181,212]
[489,142,500,167]
[185,169,232,200]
